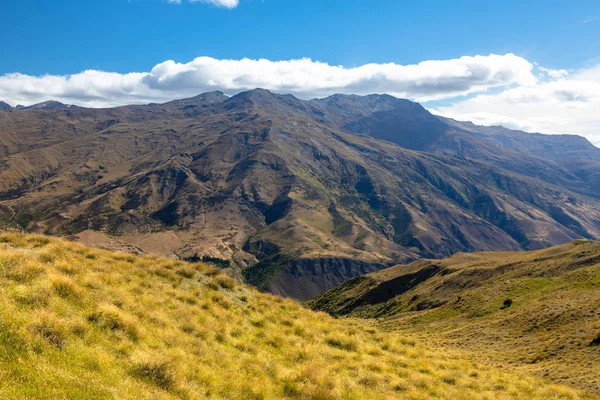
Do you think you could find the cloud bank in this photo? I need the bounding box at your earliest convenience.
[0,53,535,107]
[0,53,598,145]
[431,64,600,146]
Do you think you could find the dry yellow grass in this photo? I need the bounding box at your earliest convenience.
[0,233,591,399]
[309,240,600,396]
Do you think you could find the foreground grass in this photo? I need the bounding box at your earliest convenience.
[0,233,589,399]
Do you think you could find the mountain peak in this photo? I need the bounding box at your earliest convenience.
[16,100,75,110]
[189,90,229,102]
[166,91,229,108]
[224,88,308,112]
[314,93,411,115]
[232,88,277,100]
[323,93,398,102]
[0,101,12,110]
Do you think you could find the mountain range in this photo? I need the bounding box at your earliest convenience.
[1,89,600,300]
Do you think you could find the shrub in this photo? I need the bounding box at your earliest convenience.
[56,262,80,276]
[443,376,457,385]
[52,276,82,299]
[358,375,378,387]
[325,336,357,352]
[176,267,196,279]
[203,267,221,277]
[177,295,197,305]
[281,378,301,397]
[306,387,337,400]
[209,292,232,309]
[180,324,196,335]
[293,326,306,337]
[26,236,50,248]
[201,256,230,269]
[215,275,235,290]
[29,313,67,349]
[70,321,88,338]
[1,257,44,283]
[14,285,51,308]
[394,383,407,392]
[88,304,139,340]
[0,319,27,355]
[131,355,176,390]
[500,299,513,309]
[206,280,220,290]
[250,318,265,328]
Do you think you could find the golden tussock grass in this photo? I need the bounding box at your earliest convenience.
[0,233,592,399]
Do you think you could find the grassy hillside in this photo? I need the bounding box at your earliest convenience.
[0,233,590,399]
[308,240,600,394]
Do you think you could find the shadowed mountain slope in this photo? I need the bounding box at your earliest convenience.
[313,94,600,199]
[1,89,600,299]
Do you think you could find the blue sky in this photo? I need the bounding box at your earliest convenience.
[1,0,599,144]
[2,0,598,75]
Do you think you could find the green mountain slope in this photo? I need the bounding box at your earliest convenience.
[308,240,600,394]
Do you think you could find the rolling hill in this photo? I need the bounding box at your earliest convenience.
[308,239,600,394]
[0,232,591,399]
[1,89,600,299]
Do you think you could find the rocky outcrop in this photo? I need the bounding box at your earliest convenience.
[267,257,389,301]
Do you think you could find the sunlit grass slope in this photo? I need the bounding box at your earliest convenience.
[308,240,600,395]
[0,233,590,399]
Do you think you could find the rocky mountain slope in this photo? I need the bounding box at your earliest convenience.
[308,239,600,394]
[1,89,599,299]
[1,233,588,399]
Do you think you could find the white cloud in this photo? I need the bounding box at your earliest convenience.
[0,53,534,108]
[582,16,597,24]
[431,64,600,146]
[168,0,240,8]
[1,53,598,146]
[538,66,569,79]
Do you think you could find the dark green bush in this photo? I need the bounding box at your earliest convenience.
[500,299,513,309]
